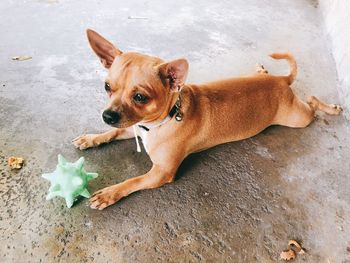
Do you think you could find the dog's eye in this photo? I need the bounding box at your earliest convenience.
[133,93,148,103]
[105,82,111,92]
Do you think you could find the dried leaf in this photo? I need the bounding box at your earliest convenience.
[12,55,32,61]
[288,240,306,255]
[8,156,24,169]
[280,249,296,261]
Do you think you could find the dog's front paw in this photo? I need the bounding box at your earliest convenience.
[72,134,101,150]
[89,185,124,210]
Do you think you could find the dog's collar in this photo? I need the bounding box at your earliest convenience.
[133,93,183,152]
[137,93,183,132]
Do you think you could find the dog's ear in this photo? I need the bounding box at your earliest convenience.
[86,29,122,68]
[158,59,189,92]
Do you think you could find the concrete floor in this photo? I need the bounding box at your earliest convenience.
[1,0,350,262]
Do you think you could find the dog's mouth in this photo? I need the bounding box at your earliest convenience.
[108,120,139,129]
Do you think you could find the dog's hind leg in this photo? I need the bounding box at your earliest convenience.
[277,95,342,128]
[307,96,343,116]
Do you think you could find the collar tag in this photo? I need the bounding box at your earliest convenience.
[133,126,142,152]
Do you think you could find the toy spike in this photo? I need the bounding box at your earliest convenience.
[75,156,85,169]
[80,189,91,198]
[86,172,98,180]
[46,191,60,200]
[66,195,74,208]
[42,173,51,180]
[58,154,67,165]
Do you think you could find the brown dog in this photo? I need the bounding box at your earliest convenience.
[73,29,342,210]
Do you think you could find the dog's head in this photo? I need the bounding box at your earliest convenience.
[86,29,189,128]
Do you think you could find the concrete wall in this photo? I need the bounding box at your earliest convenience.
[319,0,350,119]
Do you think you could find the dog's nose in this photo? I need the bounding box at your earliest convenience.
[102,110,120,125]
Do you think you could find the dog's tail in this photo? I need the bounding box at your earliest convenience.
[269,52,297,85]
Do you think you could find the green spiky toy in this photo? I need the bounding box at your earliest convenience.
[42,154,98,208]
